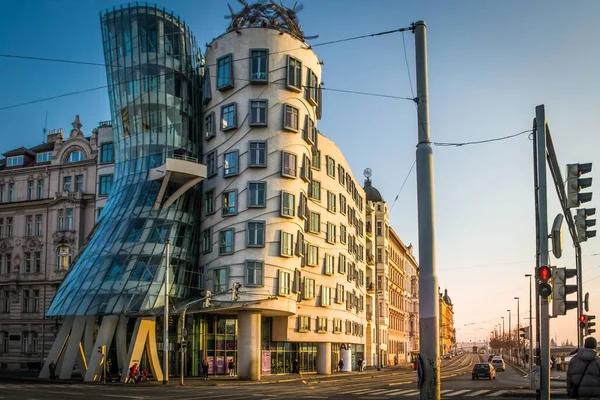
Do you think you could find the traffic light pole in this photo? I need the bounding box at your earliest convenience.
[413,20,441,400]
[576,245,584,347]
[163,239,170,385]
[532,119,541,399]
[535,105,551,400]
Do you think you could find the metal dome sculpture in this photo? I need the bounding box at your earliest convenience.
[226,0,309,41]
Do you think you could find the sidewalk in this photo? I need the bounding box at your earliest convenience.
[0,365,414,386]
[504,359,567,381]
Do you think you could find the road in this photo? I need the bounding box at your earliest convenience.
[0,353,568,399]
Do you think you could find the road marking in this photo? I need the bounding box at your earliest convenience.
[487,390,508,396]
[466,390,491,396]
[340,388,376,394]
[398,389,420,396]
[102,396,144,399]
[446,389,472,396]
[440,389,454,393]
[364,389,394,395]
[384,389,417,395]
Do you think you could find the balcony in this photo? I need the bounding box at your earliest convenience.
[366,312,372,321]
[148,155,207,210]
[366,254,375,266]
[366,222,373,237]
[366,282,375,295]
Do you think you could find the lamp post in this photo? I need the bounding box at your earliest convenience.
[501,317,505,356]
[514,297,520,365]
[525,273,533,389]
[507,310,512,361]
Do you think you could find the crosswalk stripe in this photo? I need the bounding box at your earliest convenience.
[340,388,375,394]
[365,389,394,395]
[399,390,420,396]
[440,389,454,394]
[487,390,508,396]
[466,389,491,396]
[446,390,472,396]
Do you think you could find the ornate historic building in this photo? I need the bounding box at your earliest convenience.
[439,288,455,355]
[0,117,111,370]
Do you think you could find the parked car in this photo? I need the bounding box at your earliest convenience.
[491,357,505,372]
[472,363,496,380]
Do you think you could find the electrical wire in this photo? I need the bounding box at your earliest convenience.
[0,86,108,112]
[389,160,416,212]
[401,31,415,100]
[433,129,533,147]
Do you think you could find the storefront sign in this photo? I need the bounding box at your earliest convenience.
[261,351,271,375]
[216,356,225,374]
[207,356,214,375]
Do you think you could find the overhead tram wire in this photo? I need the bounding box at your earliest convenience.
[389,160,416,212]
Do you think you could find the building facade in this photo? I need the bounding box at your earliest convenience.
[439,288,455,355]
[0,118,103,370]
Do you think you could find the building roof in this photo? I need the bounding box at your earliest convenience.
[363,178,384,203]
[30,142,56,152]
[2,146,35,158]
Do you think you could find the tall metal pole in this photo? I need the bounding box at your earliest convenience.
[532,117,541,400]
[536,105,550,400]
[576,245,583,347]
[515,298,520,364]
[163,239,170,385]
[375,285,381,371]
[413,20,440,400]
[180,310,187,386]
[526,274,533,389]
[507,310,512,360]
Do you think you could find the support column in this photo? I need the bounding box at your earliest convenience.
[340,346,352,372]
[40,316,73,379]
[85,315,118,382]
[121,317,163,383]
[115,315,129,376]
[58,316,87,380]
[316,343,332,375]
[237,311,261,381]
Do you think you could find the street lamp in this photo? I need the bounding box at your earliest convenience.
[501,317,505,356]
[507,310,512,360]
[525,273,533,390]
[514,297,520,365]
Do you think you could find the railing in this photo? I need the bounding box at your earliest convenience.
[169,154,198,163]
[98,120,112,128]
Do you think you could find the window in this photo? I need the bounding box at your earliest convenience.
[250,49,268,83]
[325,254,335,275]
[326,223,336,244]
[56,245,71,269]
[98,174,113,196]
[312,149,321,170]
[213,268,228,293]
[6,155,24,167]
[248,181,266,207]
[0,218,3,238]
[0,184,4,203]
[246,260,264,287]
[303,117,316,145]
[308,212,320,234]
[339,165,346,186]
[22,289,39,313]
[321,286,332,307]
[205,189,215,215]
[283,104,299,132]
[223,150,239,177]
[339,194,347,215]
[307,245,319,267]
[279,270,291,295]
[6,218,12,237]
[327,191,336,213]
[37,179,44,199]
[376,221,383,236]
[217,54,233,90]
[298,315,310,332]
[34,252,41,273]
[100,142,114,163]
[66,151,85,163]
[221,103,237,131]
[314,317,327,334]
[338,254,347,274]
[304,277,315,299]
[326,156,336,177]
[286,56,302,91]
[0,289,9,313]
[340,224,347,244]
[299,154,311,183]
[1,331,7,352]
[377,248,383,263]
[204,112,216,140]
[1,254,11,274]
[298,193,308,220]
[248,141,267,167]
[280,191,295,218]
[247,221,265,247]
[63,176,72,192]
[65,208,74,230]
[219,229,234,254]
[75,175,84,192]
[280,231,293,257]
[309,180,321,201]
[336,283,345,303]
[222,190,238,216]
[205,150,217,177]
[307,70,319,106]
[201,229,212,253]
[22,331,38,354]
[249,99,268,126]
[7,183,14,202]
[333,318,343,333]
[281,151,297,178]
[26,252,33,272]
[27,181,34,200]
[57,209,64,230]
[36,152,52,163]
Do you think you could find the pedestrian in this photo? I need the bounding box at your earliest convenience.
[48,361,56,380]
[566,336,600,398]
[357,358,362,372]
[338,359,344,372]
[362,359,367,372]
[127,363,138,384]
[228,359,235,377]
[551,355,556,371]
[292,359,299,374]
[202,358,210,380]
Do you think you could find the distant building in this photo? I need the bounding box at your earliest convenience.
[439,288,455,354]
[0,116,104,370]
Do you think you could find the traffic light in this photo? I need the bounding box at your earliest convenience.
[566,163,593,209]
[98,345,106,355]
[203,290,212,308]
[231,282,242,301]
[579,314,587,329]
[586,315,596,336]
[519,326,530,340]
[551,267,578,316]
[575,208,596,242]
[538,265,552,299]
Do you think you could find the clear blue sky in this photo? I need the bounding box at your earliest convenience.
[1,0,599,344]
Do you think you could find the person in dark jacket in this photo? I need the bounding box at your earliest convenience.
[567,336,600,398]
[202,358,210,380]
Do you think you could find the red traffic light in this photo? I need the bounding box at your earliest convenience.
[579,314,587,328]
[538,266,552,281]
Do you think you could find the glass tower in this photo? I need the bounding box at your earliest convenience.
[47,4,202,317]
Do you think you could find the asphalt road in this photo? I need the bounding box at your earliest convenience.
[0,352,566,399]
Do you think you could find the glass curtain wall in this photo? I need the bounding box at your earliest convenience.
[47,4,202,317]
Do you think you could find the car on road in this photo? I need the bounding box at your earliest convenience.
[444,354,453,359]
[488,354,495,362]
[491,357,505,372]
[472,363,496,380]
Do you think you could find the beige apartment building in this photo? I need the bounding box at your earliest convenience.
[0,116,113,370]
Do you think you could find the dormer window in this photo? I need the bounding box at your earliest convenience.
[36,152,52,163]
[66,151,85,163]
[6,156,23,167]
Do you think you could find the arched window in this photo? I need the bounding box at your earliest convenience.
[56,245,72,270]
[66,151,85,163]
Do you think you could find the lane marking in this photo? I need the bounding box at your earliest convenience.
[398,389,420,396]
[466,389,491,396]
[487,390,508,396]
[440,389,454,393]
[384,389,417,395]
[446,389,472,396]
